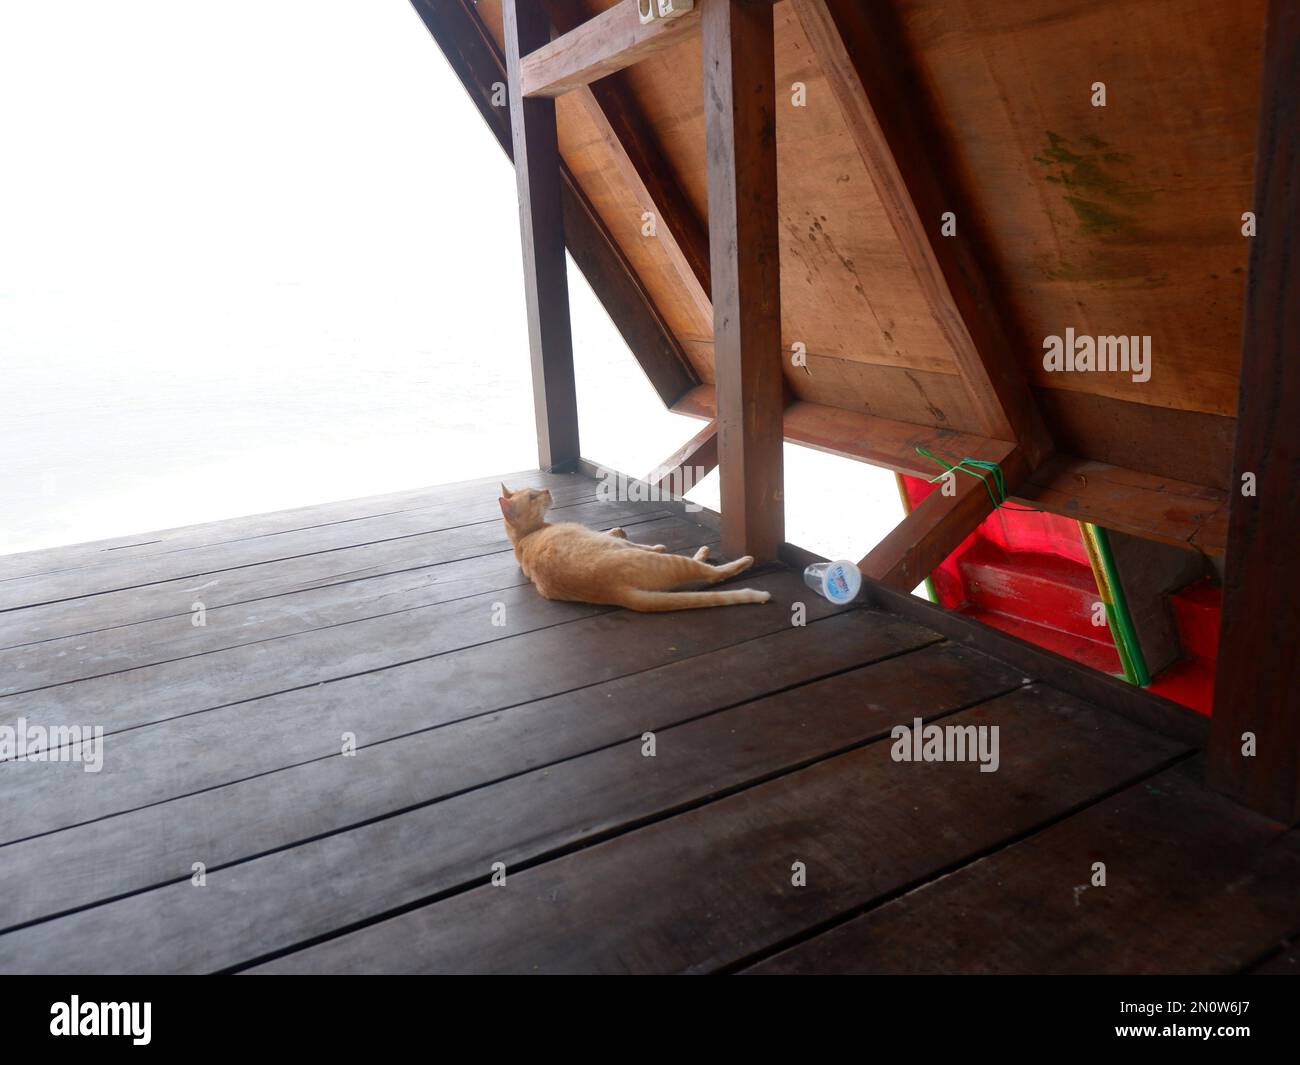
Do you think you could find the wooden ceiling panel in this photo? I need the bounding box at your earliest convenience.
[486,0,968,378]
[893,0,1264,418]
[468,0,1262,488]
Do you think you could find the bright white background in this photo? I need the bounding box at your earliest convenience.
[0,0,901,561]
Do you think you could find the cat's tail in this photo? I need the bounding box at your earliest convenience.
[619,587,771,612]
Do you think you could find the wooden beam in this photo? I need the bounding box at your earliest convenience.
[1014,456,1229,557]
[411,0,698,408]
[504,0,581,470]
[648,420,719,498]
[859,455,1023,593]
[677,387,1225,555]
[521,0,702,99]
[540,0,712,330]
[1208,0,1300,824]
[791,0,1051,467]
[703,0,784,562]
[571,81,713,330]
[676,386,1008,475]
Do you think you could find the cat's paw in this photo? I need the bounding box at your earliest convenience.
[651,544,667,552]
[693,545,711,562]
[607,527,628,539]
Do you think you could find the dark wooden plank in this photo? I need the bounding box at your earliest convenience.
[791,0,1050,465]
[0,639,1022,971]
[0,505,703,748]
[1208,0,1300,825]
[703,0,784,561]
[0,496,663,649]
[247,685,1188,974]
[411,0,697,408]
[0,512,696,697]
[0,611,942,931]
[749,762,1300,974]
[519,0,702,98]
[0,468,557,581]
[504,0,581,470]
[0,476,597,613]
[0,567,830,838]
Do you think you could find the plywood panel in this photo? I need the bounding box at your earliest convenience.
[484,0,966,379]
[471,0,1261,488]
[895,0,1263,418]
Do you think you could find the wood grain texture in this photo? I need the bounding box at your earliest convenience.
[893,0,1263,422]
[792,0,1050,464]
[251,686,1185,974]
[520,0,703,98]
[749,761,1300,974]
[703,0,785,560]
[1208,0,1300,825]
[504,0,583,470]
[0,496,659,648]
[475,0,1261,490]
[0,511,687,699]
[9,470,1293,974]
[4,640,1018,972]
[1013,455,1230,556]
[0,612,940,933]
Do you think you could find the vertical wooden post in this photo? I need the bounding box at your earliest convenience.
[702,0,784,561]
[503,0,581,471]
[1207,0,1300,824]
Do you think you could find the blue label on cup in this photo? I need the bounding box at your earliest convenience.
[826,564,851,602]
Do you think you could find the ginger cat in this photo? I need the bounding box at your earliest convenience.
[498,484,771,612]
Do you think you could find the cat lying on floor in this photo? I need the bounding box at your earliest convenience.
[498,484,770,612]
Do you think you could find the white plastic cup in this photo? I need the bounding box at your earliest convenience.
[803,560,862,605]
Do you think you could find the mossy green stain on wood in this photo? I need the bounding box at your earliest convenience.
[1035,131,1153,237]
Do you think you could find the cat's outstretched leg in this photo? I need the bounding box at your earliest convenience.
[624,540,668,552]
[619,587,771,612]
[636,550,753,589]
[707,555,754,582]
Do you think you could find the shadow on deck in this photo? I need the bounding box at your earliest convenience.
[1,469,1298,974]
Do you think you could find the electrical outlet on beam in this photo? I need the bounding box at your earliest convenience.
[638,0,693,25]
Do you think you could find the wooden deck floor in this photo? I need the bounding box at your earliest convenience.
[2,469,1298,974]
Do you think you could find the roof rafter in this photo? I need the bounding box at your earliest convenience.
[791,0,1052,468]
[521,0,702,98]
[541,1,713,330]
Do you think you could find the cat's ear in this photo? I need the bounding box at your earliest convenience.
[499,495,515,520]
[500,483,511,498]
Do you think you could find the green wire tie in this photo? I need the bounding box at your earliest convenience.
[914,446,1038,512]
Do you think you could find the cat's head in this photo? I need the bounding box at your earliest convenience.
[498,483,553,539]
